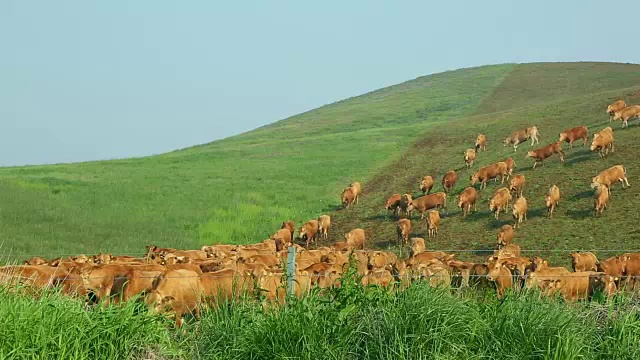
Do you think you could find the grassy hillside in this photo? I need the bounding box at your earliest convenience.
[0,64,512,260]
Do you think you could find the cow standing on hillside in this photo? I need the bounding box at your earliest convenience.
[558,126,588,149]
[475,134,487,151]
[607,99,627,122]
[526,142,565,169]
[504,126,540,151]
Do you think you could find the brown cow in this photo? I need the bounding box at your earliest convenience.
[494,244,521,258]
[470,162,508,189]
[407,192,447,219]
[420,176,435,195]
[442,170,458,193]
[317,215,331,240]
[613,105,640,128]
[23,257,48,266]
[271,228,292,248]
[590,127,614,158]
[475,134,487,152]
[526,142,565,169]
[544,185,560,218]
[349,182,362,204]
[281,221,296,239]
[486,257,513,299]
[591,165,629,191]
[508,174,525,198]
[341,187,356,209]
[489,187,512,220]
[145,269,202,327]
[503,126,540,151]
[426,210,440,239]
[550,272,617,302]
[345,228,366,250]
[607,99,627,121]
[384,194,402,217]
[558,126,588,149]
[464,149,476,168]
[457,186,477,217]
[597,256,626,279]
[496,224,514,249]
[396,219,411,245]
[399,193,413,217]
[594,184,609,216]
[409,238,426,257]
[502,157,516,178]
[299,220,320,249]
[512,196,528,228]
[570,252,598,272]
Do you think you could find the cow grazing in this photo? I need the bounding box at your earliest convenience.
[470,162,508,189]
[591,165,629,191]
[512,196,528,228]
[544,185,560,218]
[299,220,320,249]
[281,221,296,239]
[341,187,356,209]
[420,176,435,195]
[508,175,525,198]
[613,105,640,128]
[384,194,402,217]
[407,192,447,219]
[503,126,540,151]
[396,219,411,245]
[607,99,627,121]
[145,269,202,328]
[594,184,609,216]
[317,215,331,240]
[457,186,477,217]
[464,149,476,168]
[558,125,588,149]
[345,228,366,250]
[426,210,440,238]
[349,182,362,204]
[399,194,413,217]
[442,170,458,193]
[590,127,614,158]
[526,142,565,169]
[475,134,487,151]
[496,224,514,249]
[571,252,598,272]
[489,187,512,220]
[409,238,426,257]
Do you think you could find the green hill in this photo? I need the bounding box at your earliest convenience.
[1,62,640,266]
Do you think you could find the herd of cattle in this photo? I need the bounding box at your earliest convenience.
[1,99,639,327]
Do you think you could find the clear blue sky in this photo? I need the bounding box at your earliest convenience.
[2,1,639,166]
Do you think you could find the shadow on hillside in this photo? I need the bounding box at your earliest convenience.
[322,204,344,213]
[573,190,592,199]
[365,213,391,221]
[567,208,592,220]
[566,154,593,165]
[486,218,512,230]
[528,207,548,219]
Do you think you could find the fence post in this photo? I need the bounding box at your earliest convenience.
[286,246,296,296]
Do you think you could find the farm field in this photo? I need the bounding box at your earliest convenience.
[3,61,640,359]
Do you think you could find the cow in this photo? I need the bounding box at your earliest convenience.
[508,174,525,198]
[549,272,617,302]
[544,185,560,218]
[504,126,540,151]
[594,184,609,216]
[457,186,477,217]
[494,244,521,258]
[613,105,640,128]
[442,170,458,193]
[407,192,447,219]
[607,99,627,122]
[281,221,296,239]
[144,269,202,328]
[399,193,414,217]
[512,196,528,228]
[396,219,411,245]
[23,257,48,266]
[420,176,435,195]
[464,149,476,168]
[597,256,626,280]
[271,228,292,248]
[486,257,513,300]
[489,187,512,220]
[345,228,366,250]
[620,253,640,290]
[409,238,426,257]
[570,252,598,272]
[341,187,356,209]
[384,194,402,217]
[299,220,320,249]
[496,224,514,249]
[526,142,565,169]
[591,165,629,192]
[426,210,440,239]
[502,157,516,178]
[470,162,508,189]
[558,125,588,149]
[475,134,487,152]
[590,128,615,158]
[317,215,331,240]
[349,182,362,204]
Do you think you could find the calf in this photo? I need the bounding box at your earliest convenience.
[512,196,528,228]
[299,220,320,249]
[384,194,402,217]
[317,215,331,240]
[345,228,366,250]
[594,184,610,216]
[470,162,508,189]
[464,149,476,168]
[426,210,440,239]
[420,176,434,195]
[475,134,487,151]
[396,218,411,245]
[570,252,598,272]
[496,224,514,249]
[442,170,458,193]
[526,142,565,169]
[544,185,560,218]
[558,125,588,149]
[508,174,525,198]
[407,192,447,219]
[590,127,614,158]
[613,105,640,128]
[591,165,629,191]
[489,187,512,220]
[607,99,627,122]
[457,186,477,217]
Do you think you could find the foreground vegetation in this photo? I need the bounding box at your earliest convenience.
[4,276,640,360]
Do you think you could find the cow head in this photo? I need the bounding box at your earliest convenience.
[470,174,479,185]
[503,137,510,146]
[526,150,535,158]
[558,132,567,142]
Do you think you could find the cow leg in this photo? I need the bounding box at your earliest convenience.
[532,161,537,169]
[569,141,573,149]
